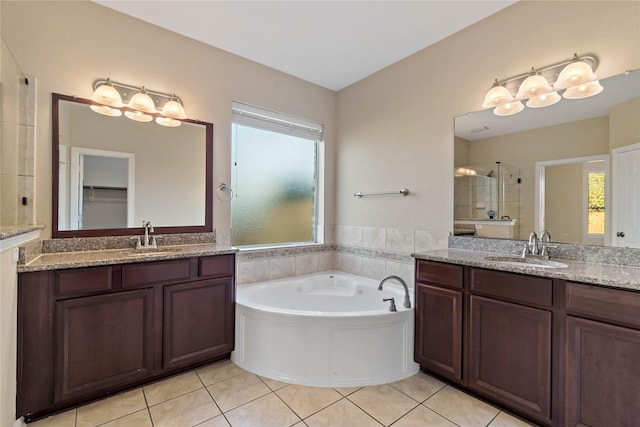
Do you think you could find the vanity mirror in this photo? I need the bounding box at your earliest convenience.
[455,70,640,247]
[52,93,213,238]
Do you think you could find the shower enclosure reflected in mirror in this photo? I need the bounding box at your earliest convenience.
[454,162,520,239]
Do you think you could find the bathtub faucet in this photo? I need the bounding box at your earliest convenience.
[378,275,411,309]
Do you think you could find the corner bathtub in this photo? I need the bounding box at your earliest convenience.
[231,271,419,387]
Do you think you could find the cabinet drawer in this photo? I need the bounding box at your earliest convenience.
[416,260,463,289]
[122,259,191,287]
[199,255,234,278]
[470,268,552,307]
[56,266,113,296]
[566,282,640,328]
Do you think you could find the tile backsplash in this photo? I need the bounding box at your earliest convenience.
[235,225,449,286]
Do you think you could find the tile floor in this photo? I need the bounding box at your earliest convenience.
[29,359,537,427]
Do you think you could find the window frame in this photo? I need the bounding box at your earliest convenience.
[230,101,324,249]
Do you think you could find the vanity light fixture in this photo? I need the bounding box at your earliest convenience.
[482,53,601,116]
[89,78,123,117]
[125,87,156,122]
[155,95,187,127]
[90,79,187,127]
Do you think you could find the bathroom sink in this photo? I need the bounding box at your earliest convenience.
[484,256,568,269]
[125,250,178,258]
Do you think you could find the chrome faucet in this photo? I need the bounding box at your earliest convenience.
[522,230,554,259]
[527,231,539,255]
[378,275,411,309]
[540,229,552,242]
[134,220,158,249]
[383,297,397,312]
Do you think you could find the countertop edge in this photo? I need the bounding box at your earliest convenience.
[17,245,237,273]
[412,249,640,292]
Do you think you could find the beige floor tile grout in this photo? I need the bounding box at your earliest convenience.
[29,361,537,427]
[387,378,447,404]
[413,403,463,427]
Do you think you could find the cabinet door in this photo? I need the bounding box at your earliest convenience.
[163,277,234,370]
[415,283,463,382]
[469,296,551,424]
[55,289,154,403]
[566,317,640,427]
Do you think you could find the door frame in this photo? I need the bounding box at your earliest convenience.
[535,154,610,245]
[611,142,640,247]
[70,147,135,229]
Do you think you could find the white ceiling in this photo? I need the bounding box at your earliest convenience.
[94,0,516,91]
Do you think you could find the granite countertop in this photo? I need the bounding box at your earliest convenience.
[413,248,640,292]
[0,225,44,240]
[18,243,237,273]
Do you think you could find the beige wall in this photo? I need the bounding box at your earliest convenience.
[453,136,470,167]
[336,1,640,235]
[1,0,337,239]
[610,96,640,150]
[545,163,583,244]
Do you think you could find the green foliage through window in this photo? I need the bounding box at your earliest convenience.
[587,172,605,235]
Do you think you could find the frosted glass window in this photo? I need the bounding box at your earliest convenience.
[231,113,320,247]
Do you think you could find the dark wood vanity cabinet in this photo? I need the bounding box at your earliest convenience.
[55,288,155,403]
[415,259,640,427]
[17,254,235,421]
[414,261,463,383]
[468,269,552,425]
[564,282,640,427]
[163,277,234,370]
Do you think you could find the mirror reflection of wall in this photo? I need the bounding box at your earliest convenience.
[57,98,207,231]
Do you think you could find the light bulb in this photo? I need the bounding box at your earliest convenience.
[517,74,553,99]
[161,99,186,119]
[482,84,514,108]
[90,104,123,117]
[493,101,524,116]
[155,116,181,127]
[90,83,123,107]
[554,60,597,89]
[124,110,153,122]
[563,80,604,99]
[128,90,157,114]
[526,91,561,108]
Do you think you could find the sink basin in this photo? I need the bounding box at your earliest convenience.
[484,256,568,269]
[125,250,177,258]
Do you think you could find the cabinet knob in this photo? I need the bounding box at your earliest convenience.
[617,231,625,238]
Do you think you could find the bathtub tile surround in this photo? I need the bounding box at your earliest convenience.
[362,226,386,250]
[295,253,320,275]
[386,227,415,253]
[361,256,386,280]
[341,225,364,247]
[236,258,271,285]
[235,225,448,286]
[28,359,534,427]
[268,256,297,280]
